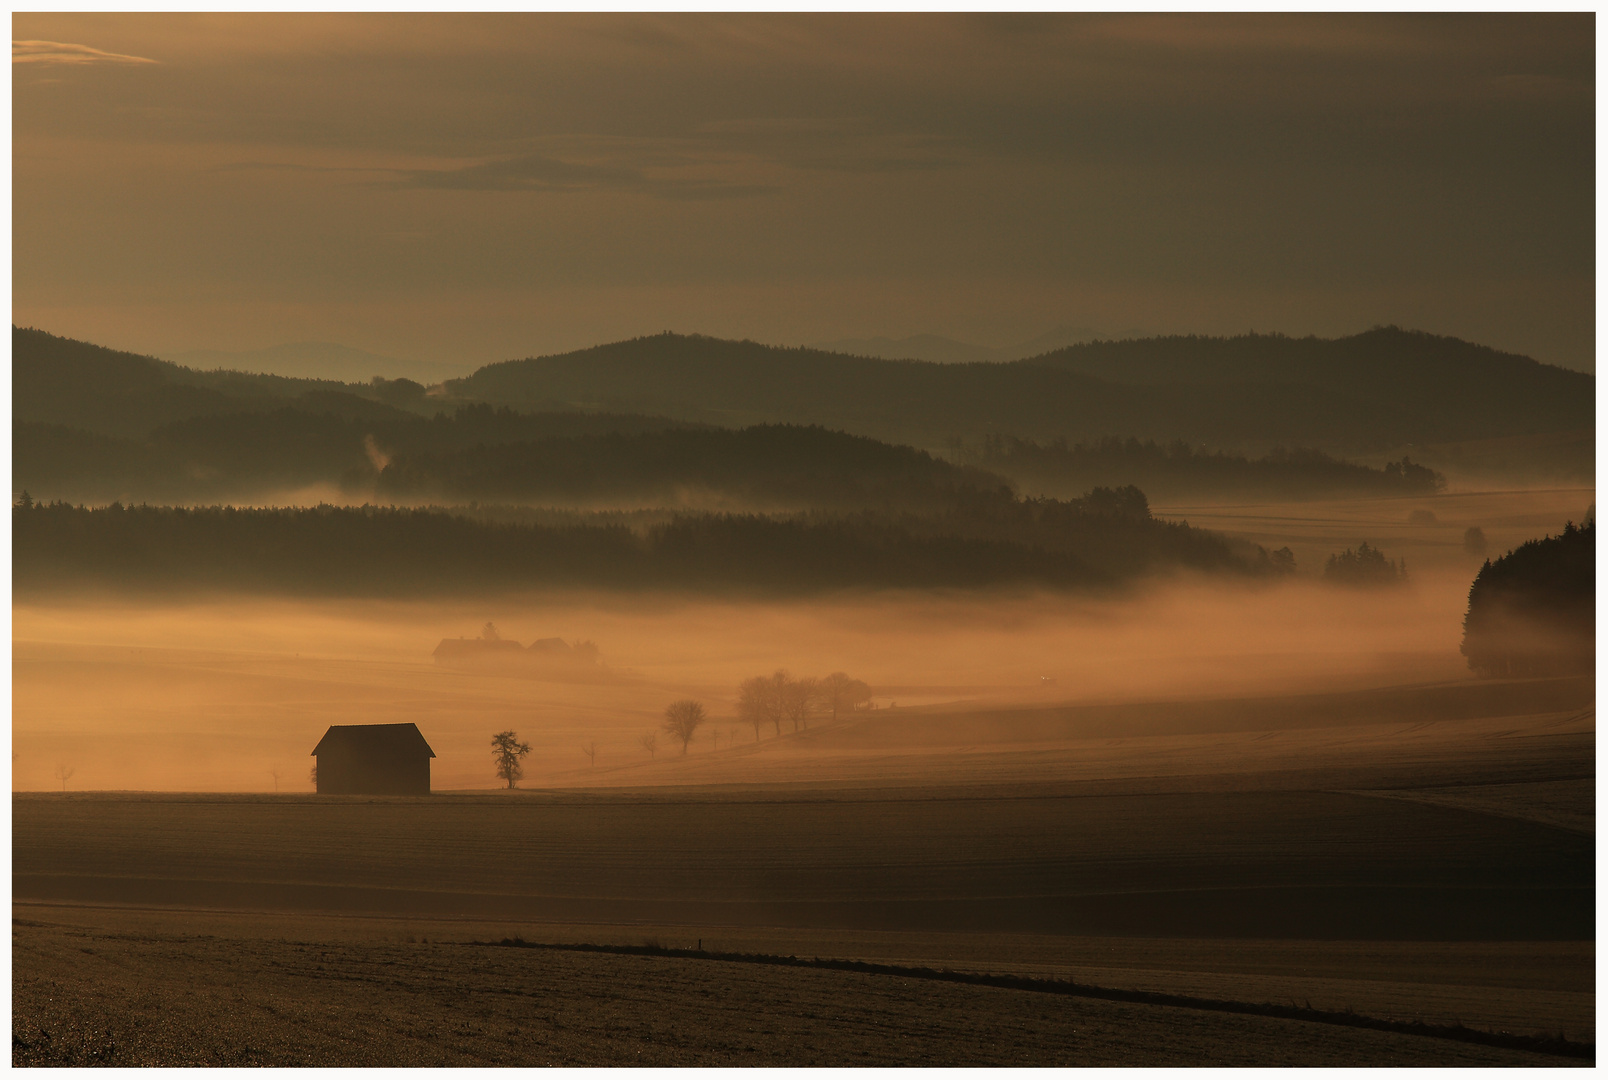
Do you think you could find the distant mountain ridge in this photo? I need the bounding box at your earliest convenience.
[15,325,1592,501]
[163,342,470,384]
[446,327,1592,455]
[14,326,388,439]
[809,326,1144,364]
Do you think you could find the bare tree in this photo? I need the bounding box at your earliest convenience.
[269,766,282,793]
[818,672,873,723]
[780,675,819,732]
[309,763,318,788]
[581,741,597,768]
[637,731,658,759]
[663,700,707,754]
[737,674,777,740]
[54,764,74,792]
[739,670,828,737]
[491,730,531,789]
[771,670,795,734]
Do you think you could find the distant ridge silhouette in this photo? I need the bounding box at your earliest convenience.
[809,325,1142,364]
[163,341,470,385]
[447,328,1591,452]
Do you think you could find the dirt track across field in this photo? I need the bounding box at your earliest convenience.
[13,667,1594,1065]
[11,908,1586,1067]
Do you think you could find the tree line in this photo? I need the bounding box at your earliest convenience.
[491,672,873,787]
[735,670,872,738]
[639,671,874,760]
[372,422,1009,509]
[1323,543,1407,587]
[15,404,697,506]
[1461,520,1594,677]
[960,434,1446,501]
[18,409,1009,511]
[633,671,872,766]
[13,491,1268,598]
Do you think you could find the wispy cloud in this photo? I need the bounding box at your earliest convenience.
[211,161,395,176]
[694,118,961,175]
[394,153,774,200]
[401,154,639,192]
[13,40,158,65]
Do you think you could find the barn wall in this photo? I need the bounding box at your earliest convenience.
[316,746,430,795]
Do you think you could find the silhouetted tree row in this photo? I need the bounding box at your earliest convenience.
[963,434,1445,501]
[373,423,1010,509]
[1323,543,1407,587]
[840,485,1250,580]
[12,496,1262,598]
[16,405,699,506]
[737,670,872,739]
[1255,546,1298,575]
[1461,521,1594,677]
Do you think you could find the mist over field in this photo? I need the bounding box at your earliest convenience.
[12,485,1583,794]
[12,12,1595,1069]
[12,318,1595,1072]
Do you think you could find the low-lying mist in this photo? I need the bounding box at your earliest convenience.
[14,485,1589,794]
[13,566,1482,794]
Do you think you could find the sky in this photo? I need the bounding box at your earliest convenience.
[11,13,1596,372]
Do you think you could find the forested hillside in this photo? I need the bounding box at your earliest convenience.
[17,412,998,510]
[967,435,1446,502]
[374,425,1009,509]
[1461,520,1595,676]
[447,329,1592,454]
[13,492,1255,598]
[13,326,386,436]
[17,325,1590,504]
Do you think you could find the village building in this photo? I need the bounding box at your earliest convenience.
[433,621,526,666]
[432,623,603,672]
[529,637,601,663]
[311,722,435,795]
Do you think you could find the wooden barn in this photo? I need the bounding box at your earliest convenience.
[311,723,435,795]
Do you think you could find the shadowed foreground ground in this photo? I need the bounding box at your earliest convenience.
[10,910,1579,1067]
[14,677,1592,1066]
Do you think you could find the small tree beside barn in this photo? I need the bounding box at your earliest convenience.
[311,723,435,795]
[491,730,531,789]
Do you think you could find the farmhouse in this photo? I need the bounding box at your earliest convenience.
[432,636,526,664]
[433,621,526,667]
[311,723,435,795]
[528,637,600,665]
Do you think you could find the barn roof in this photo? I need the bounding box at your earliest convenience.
[433,637,525,656]
[312,723,436,758]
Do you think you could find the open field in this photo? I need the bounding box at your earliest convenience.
[14,487,1590,792]
[12,7,1598,1067]
[14,781,1592,938]
[11,906,1587,1066]
[14,669,1594,1063]
[12,486,1593,1064]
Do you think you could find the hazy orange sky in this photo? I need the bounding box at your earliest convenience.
[12,13,1594,370]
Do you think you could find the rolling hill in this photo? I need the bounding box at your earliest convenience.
[17,324,1592,504]
[445,328,1592,455]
